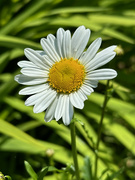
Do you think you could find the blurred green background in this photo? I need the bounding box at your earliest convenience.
[0,0,135,179]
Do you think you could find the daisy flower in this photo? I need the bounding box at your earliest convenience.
[15,26,117,125]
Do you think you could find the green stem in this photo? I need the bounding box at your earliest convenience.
[94,80,110,180]
[70,122,80,180]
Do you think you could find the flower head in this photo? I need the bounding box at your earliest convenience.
[15,26,117,125]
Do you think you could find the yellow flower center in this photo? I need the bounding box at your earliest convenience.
[48,58,85,93]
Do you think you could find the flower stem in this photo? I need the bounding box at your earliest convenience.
[70,121,80,180]
[94,80,110,180]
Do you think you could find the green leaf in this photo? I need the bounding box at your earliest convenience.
[0,118,44,149]
[99,169,109,180]
[89,92,135,129]
[88,14,135,26]
[0,0,54,35]
[100,80,130,93]
[0,73,18,102]
[105,167,125,180]
[38,167,49,180]
[0,35,41,49]
[24,161,38,180]
[0,49,23,73]
[82,156,92,180]
[106,123,135,155]
[47,6,109,16]
[3,97,117,176]
[86,93,135,155]
[48,166,63,172]
[38,166,64,180]
[0,119,77,165]
[49,15,134,44]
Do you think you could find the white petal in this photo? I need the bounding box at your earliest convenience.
[69,102,74,123]
[86,51,116,71]
[84,79,98,88]
[62,30,71,58]
[77,88,88,101]
[87,69,117,80]
[96,45,117,58]
[71,26,91,59]
[33,89,57,113]
[80,38,102,65]
[55,94,65,121]
[25,90,48,106]
[69,91,84,109]
[62,95,73,125]
[36,51,51,69]
[80,83,94,95]
[15,74,47,85]
[40,38,60,62]
[56,28,65,58]
[47,34,56,47]
[19,84,49,95]
[45,96,58,122]
[36,50,45,56]
[21,67,48,77]
[42,54,54,67]
[18,61,37,68]
[24,48,48,70]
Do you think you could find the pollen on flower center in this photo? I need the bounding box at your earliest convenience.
[48,58,85,93]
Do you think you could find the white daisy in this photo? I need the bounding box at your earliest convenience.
[15,26,117,125]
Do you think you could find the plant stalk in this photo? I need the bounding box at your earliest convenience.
[94,80,110,180]
[70,121,80,180]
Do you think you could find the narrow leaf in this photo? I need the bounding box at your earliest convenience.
[105,167,125,180]
[38,167,49,180]
[0,35,41,49]
[0,0,53,35]
[82,156,92,180]
[24,161,38,180]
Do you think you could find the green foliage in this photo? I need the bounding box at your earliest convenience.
[0,172,12,180]
[0,0,135,180]
[105,167,125,180]
[38,167,49,180]
[82,156,93,180]
[24,161,38,180]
